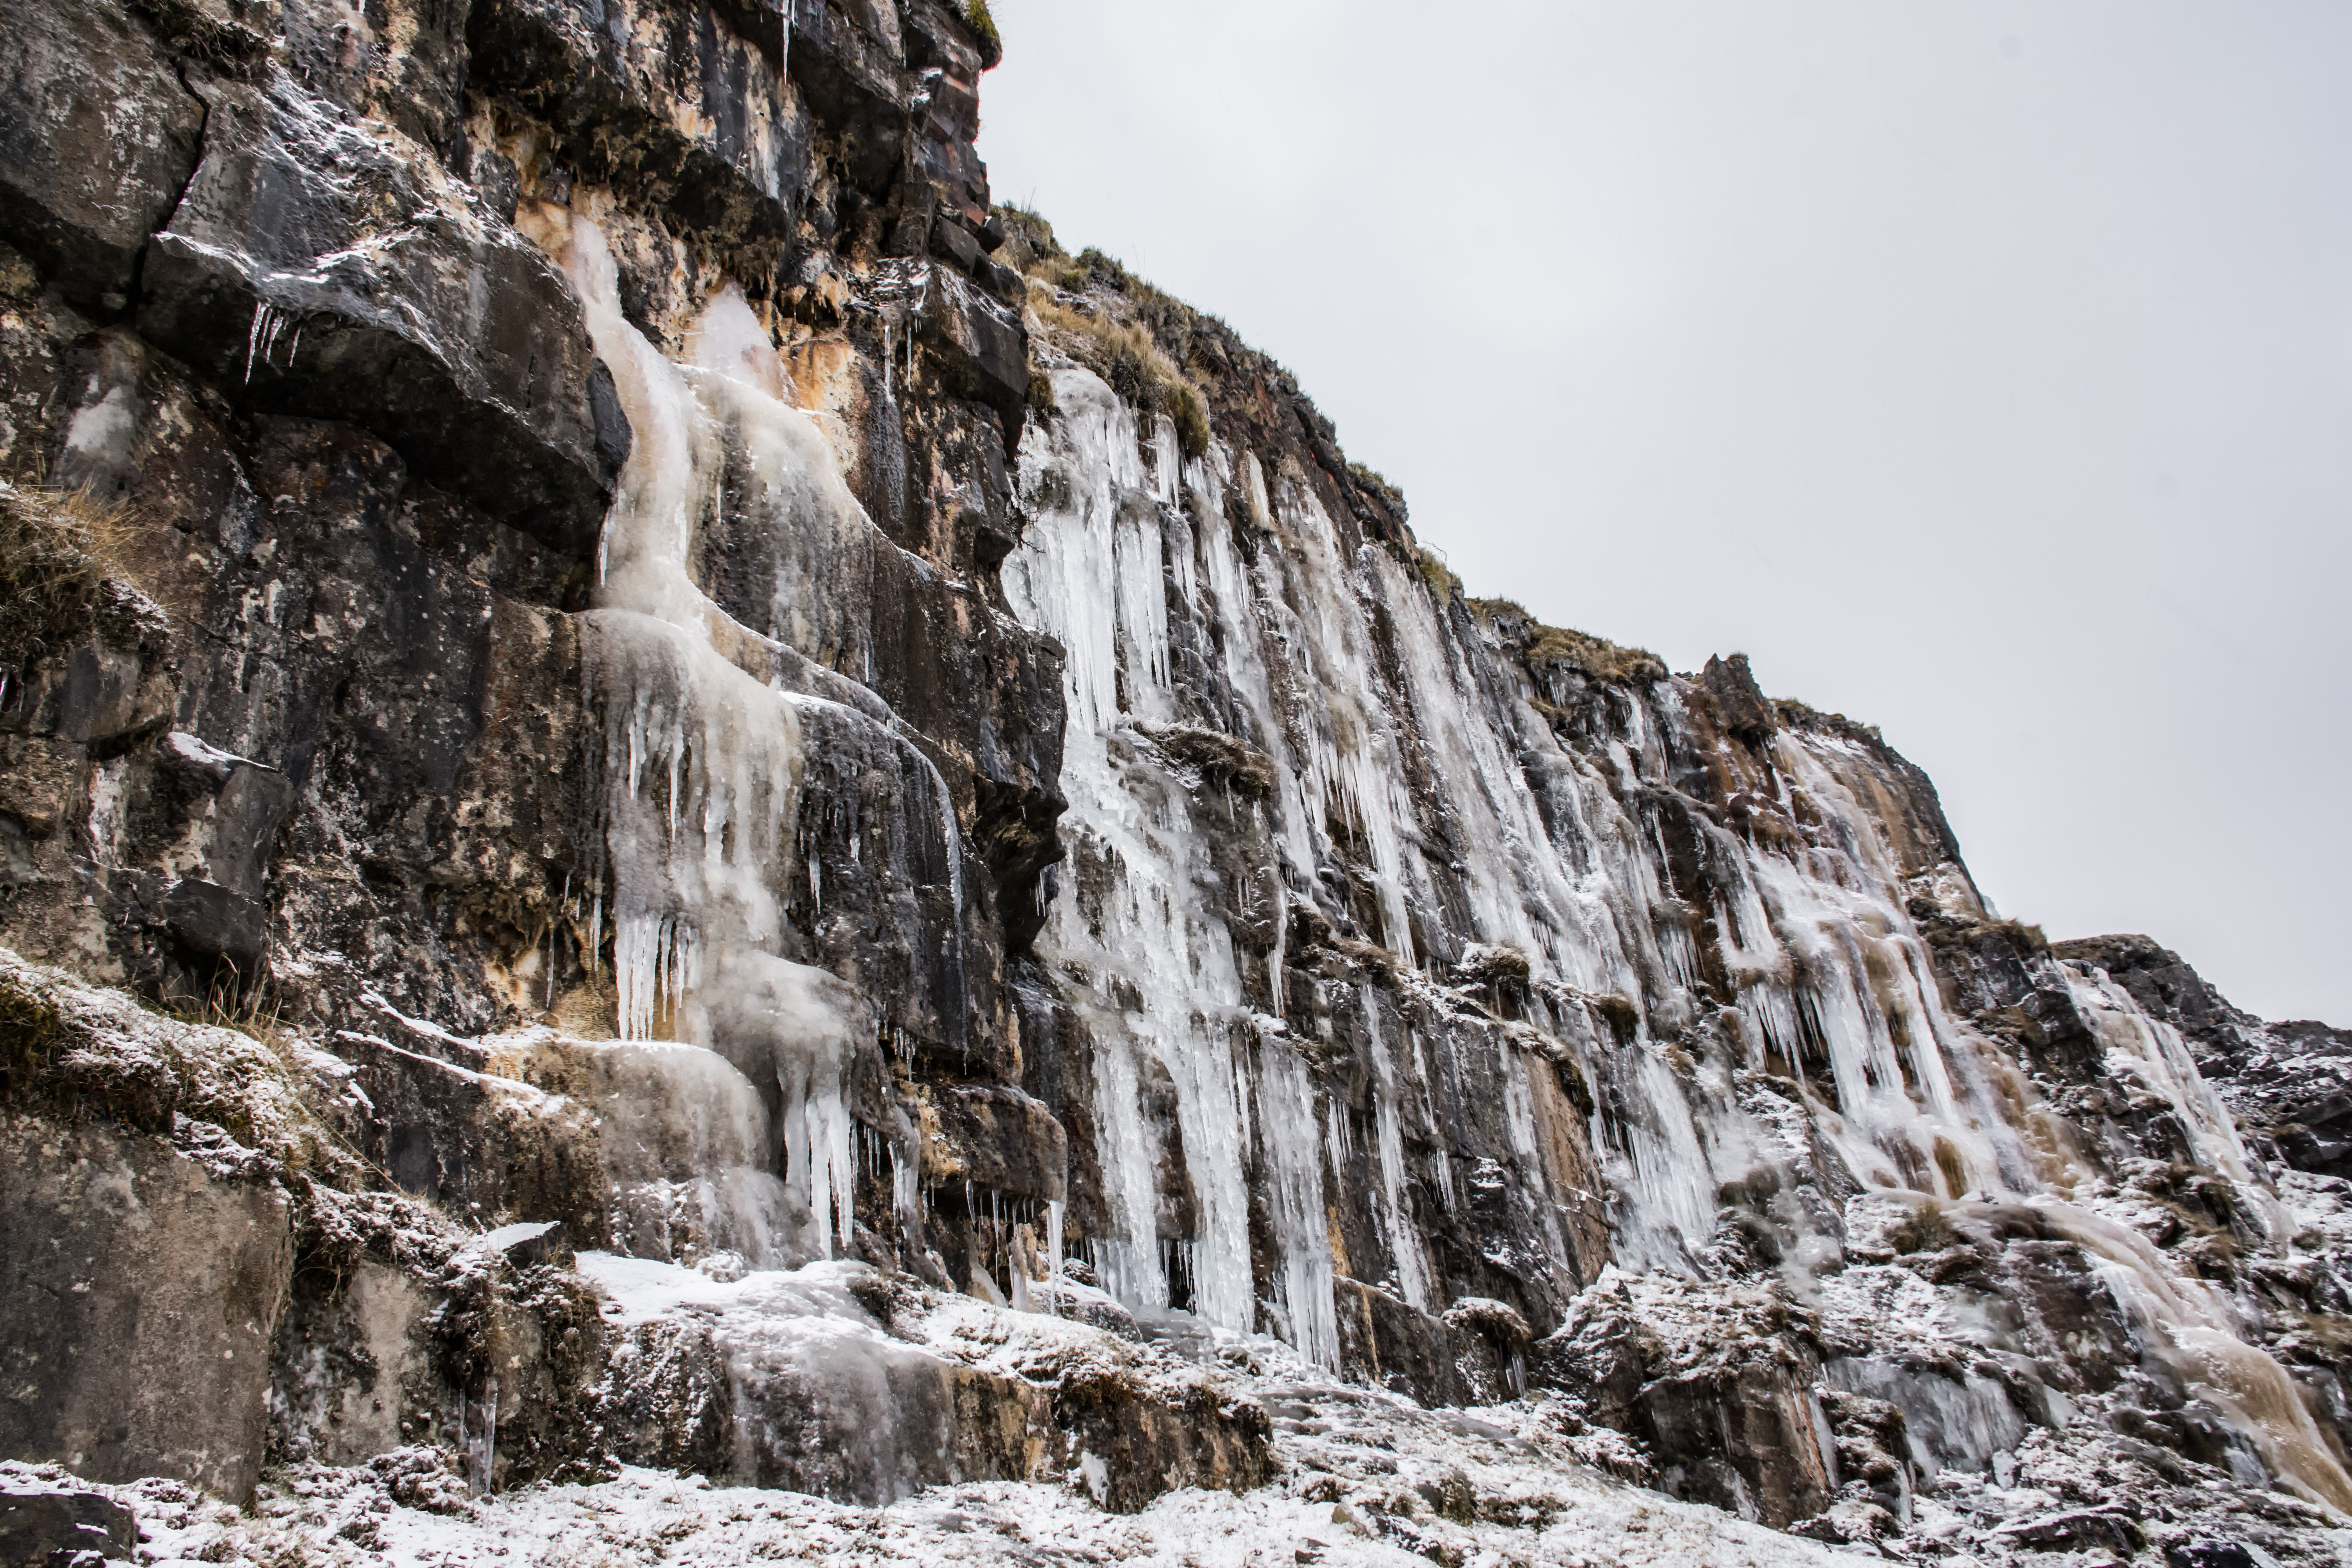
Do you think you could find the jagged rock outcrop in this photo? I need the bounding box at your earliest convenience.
[2058,933,2352,1178]
[2,0,2349,1560]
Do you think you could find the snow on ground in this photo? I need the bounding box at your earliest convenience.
[57,1439,1840,1568]
[4,1303,1842,1568]
[11,1305,2350,1568]
[11,1240,2350,1568]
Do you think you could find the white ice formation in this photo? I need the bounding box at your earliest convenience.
[494,205,2345,1517]
[1001,359,2352,1510]
[517,203,937,1269]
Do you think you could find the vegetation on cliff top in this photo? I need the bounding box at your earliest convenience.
[958,0,1003,67]
[1005,209,1216,461]
[1025,282,1214,459]
[998,205,1379,505]
[995,212,1673,696]
[1467,597,1668,685]
[1770,695,1885,746]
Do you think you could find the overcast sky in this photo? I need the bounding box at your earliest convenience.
[974,0,2351,1025]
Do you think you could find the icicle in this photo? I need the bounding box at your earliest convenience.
[522,203,925,1269]
[244,301,273,383]
[1045,1198,1065,1317]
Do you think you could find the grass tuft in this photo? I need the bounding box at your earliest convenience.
[1888,1198,1964,1255]
[1026,284,1212,459]
[0,481,143,684]
[165,970,290,1049]
[1468,597,1667,685]
[1347,461,1408,522]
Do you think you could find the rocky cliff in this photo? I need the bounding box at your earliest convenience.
[3,2,2350,1564]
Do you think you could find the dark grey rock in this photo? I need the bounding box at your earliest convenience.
[0,0,204,312]
[2166,1539,2283,1568]
[2055,931,2352,1176]
[781,0,914,192]
[137,67,618,554]
[160,877,268,981]
[865,260,1029,447]
[1700,653,1775,743]
[1997,1508,2143,1556]
[974,255,1025,305]
[468,0,810,241]
[0,1117,292,1501]
[0,1489,134,1566]
[928,214,983,273]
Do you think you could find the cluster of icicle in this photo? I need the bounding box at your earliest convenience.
[505,191,2345,1504]
[1000,361,2352,1509]
[520,200,878,1268]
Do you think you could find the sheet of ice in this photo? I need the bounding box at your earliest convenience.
[999,347,2324,1517]
[519,203,944,1268]
[1005,370,1327,1350]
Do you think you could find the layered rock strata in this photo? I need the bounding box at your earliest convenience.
[0,0,2348,1561]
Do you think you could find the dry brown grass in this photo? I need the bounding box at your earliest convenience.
[1414,546,1458,600]
[1348,461,1408,521]
[1468,597,1667,684]
[1004,217,1216,457]
[0,481,146,684]
[1887,1198,1964,1255]
[166,968,290,1048]
[1026,284,1212,458]
[991,202,1060,277]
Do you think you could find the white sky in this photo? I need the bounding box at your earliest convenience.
[974,0,2352,1025]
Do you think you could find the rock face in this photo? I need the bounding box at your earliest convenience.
[0,1117,291,1500]
[1,0,2349,1559]
[0,1485,136,1565]
[2055,933,2352,1178]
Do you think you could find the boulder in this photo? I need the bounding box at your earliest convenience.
[592,1258,1269,1510]
[1642,1359,1839,1527]
[0,1116,292,1500]
[2167,1539,2284,1568]
[1528,1279,1839,1528]
[0,1488,135,1566]
[269,1260,442,1468]
[159,877,269,982]
[0,0,204,311]
[1996,1507,2143,1556]
[137,67,622,552]
[1332,1277,1472,1406]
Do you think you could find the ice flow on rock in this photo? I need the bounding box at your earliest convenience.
[504,199,2352,1523]
[998,345,2352,1517]
[524,203,920,1266]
